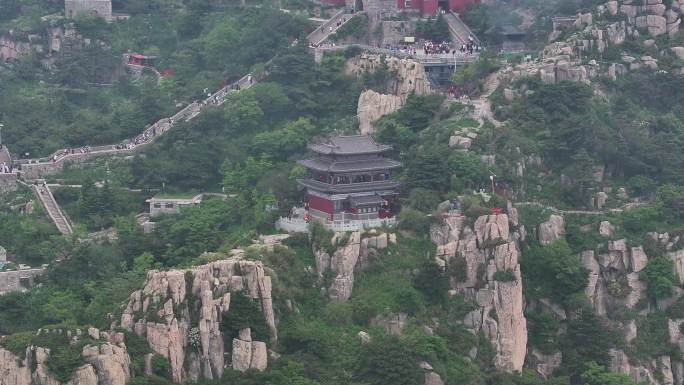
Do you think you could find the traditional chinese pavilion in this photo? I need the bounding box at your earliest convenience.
[297,135,402,224]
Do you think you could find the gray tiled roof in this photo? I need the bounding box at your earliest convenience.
[298,157,401,173]
[308,135,391,155]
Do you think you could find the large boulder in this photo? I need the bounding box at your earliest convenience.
[424,372,444,385]
[630,246,648,273]
[595,191,608,209]
[599,221,615,237]
[671,46,684,60]
[357,90,402,135]
[538,215,565,245]
[670,249,684,283]
[81,344,131,385]
[635,15,668,36]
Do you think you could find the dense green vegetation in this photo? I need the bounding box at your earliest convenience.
[1,1,684,385]
[1,4,309,157]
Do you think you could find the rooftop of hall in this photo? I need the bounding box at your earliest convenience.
[307,135,392,155]
[297,157,401,173]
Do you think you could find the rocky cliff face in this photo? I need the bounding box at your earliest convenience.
[315,231,395,301]
[0,328,130,385]
[431,209,528,372]
[559,220,684,385]
[119,257,276,382]
[0,34,32,61]
[346,54,431,134]
[499,0,684,88]
[357,90,403,135]
[609,349,676,385]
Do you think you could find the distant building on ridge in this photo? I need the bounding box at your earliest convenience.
[65,0,112,21]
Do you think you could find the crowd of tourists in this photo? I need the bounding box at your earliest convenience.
[459,36,481,55]
[0,161,12,173]
[51,146,92,163]
[423,41,452,55]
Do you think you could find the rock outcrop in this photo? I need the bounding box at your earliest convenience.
[315,231,394,300]
[347,54,431,134]
[357,90,402,135]
[0,34,31,61]
[231,329,267,372]
[528,349,562,380]
[0,328,130,385]
[583,239,649,316]
[531,0,683,85]
[431,210,527,372]
[119,258,275,382]
[538,215,565,246]
[609,349,674,385]
[581,231,684,384]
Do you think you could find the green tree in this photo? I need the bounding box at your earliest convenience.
[406,149,449,190]
[266,361,321,385]
[521,240,588,303]
[250,118,312,160]
[640,256,676,299]
[224,92,264,132]
[448,151,490,191]
[581,361,639,385]
[356,336,422,385]
[220,293,271,344]
[222,156,274,193]
[561,307,617,376]
[413,260,450,305]
[41,291,84,325]
[408,187,441,212]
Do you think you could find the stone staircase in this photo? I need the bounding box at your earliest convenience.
[445,12,481,46]
[33,182,73,235]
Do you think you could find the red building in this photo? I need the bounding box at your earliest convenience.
[297,135,402,223]
[124,53,158,67]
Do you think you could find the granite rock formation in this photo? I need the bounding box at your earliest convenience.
[0,328,130,385]
[119,258,275,382]
[431,209,527,372]
[315,231,395,301]
[347,54,431,134]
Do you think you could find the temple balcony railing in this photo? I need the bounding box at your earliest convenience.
[297,178,401,194]
[275,213,397,233]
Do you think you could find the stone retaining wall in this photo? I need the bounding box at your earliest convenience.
[0,268,45,295]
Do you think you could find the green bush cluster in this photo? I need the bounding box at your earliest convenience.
[220,293,271,346]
